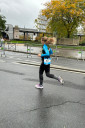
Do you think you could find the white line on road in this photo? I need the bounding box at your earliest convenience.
[12,62,38,68]
[12,61,85,75]
[53,68,85,75]
[16,58,22,60]
[0,60,5,62]
[8,56,14,58]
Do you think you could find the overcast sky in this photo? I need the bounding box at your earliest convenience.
[0,0,49,29]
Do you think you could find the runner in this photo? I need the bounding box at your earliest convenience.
[35,36,64,89]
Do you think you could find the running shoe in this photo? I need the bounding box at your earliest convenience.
[35,84,43,89]
[58,76,64,85]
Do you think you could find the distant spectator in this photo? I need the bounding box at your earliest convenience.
[1,37,4,47]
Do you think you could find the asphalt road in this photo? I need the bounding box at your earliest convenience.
[0,52,85,128]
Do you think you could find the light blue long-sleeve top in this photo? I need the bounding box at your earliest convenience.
[41,44,53,57]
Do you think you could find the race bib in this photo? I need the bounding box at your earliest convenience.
[44,58,51,65]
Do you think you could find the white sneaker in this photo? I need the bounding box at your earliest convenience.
[58,76,64,85]
[35,84,43,89]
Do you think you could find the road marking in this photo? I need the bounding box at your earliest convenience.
[8,56,14,58]
[52,67,85,75]
[12,62,20,65]
[0,60,5,62]
[16,58,22,60]
[12,61,85,75]
[25,60,31,61]
[12,61,38,68]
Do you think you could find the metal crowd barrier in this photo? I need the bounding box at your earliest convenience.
[7,42,16,51]
[77,50,84,61]
[52,45,59,61]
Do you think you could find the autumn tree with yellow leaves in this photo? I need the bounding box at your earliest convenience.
[42,0,85,38]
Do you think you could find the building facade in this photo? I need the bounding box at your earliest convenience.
[4,24,38,40]
[5,24,13,39]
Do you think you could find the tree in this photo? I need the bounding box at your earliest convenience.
[0,15,6,36]
[42,0,85,38]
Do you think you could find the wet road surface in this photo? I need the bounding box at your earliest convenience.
[0,52,85,128]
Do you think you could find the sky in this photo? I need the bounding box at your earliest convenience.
[0,0,49,29]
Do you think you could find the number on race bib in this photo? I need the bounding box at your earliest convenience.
[44,58,51,65]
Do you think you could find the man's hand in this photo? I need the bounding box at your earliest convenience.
[38,54,41,57]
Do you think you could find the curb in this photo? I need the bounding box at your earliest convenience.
[17,61,85,74]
